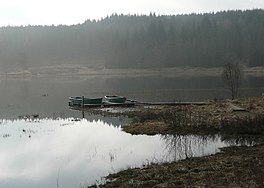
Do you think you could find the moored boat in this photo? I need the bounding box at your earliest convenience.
[104,95,127,104]
[69,96,103,106]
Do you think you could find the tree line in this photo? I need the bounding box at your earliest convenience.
[0,9,263,72]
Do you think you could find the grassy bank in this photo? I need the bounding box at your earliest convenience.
[123,96,264,136]
[87,96,264,187]
[95,144,264,187]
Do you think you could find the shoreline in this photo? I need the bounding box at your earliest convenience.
[1,65,264,79]
[95,144,264,187]
[88,96,264,187]
[121,96,264,136]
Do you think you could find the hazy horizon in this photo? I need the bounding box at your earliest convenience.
[0,0,264,26]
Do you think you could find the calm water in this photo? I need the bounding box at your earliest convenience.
[0,118,251,188]
[0,75,263,119]
[0,75,263,187]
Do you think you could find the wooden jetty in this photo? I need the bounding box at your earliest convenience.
[139,101,210,106]
[69,100,210,109]
[68,95,211,109]
[69,101,136,108]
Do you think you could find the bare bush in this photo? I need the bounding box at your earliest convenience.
[222,58,243,100]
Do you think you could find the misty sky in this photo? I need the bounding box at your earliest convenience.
[0,0,263,26]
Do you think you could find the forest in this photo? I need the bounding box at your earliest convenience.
[0,9,264,73]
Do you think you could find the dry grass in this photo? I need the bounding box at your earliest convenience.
[96,144,264,188]
[88,96,264,188]
[123,96,264,136]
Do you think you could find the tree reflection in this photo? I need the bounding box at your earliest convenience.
[162,134,262,162]
[161,134,219,161]
[221,135,262,146]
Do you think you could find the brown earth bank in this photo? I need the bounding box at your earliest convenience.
[93,144,264,188]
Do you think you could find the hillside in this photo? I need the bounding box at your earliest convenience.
[0,9,264,73]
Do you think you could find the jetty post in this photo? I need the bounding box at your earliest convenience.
[82,96,84,107]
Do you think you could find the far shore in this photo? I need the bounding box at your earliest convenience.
[0,65,263,79]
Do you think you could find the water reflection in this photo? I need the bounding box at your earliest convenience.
[161,134,228,161]
[221,135,260,145]
[0,118,258,187]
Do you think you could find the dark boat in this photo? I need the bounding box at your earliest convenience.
[104,95,127,104]
[69,96,103,106]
